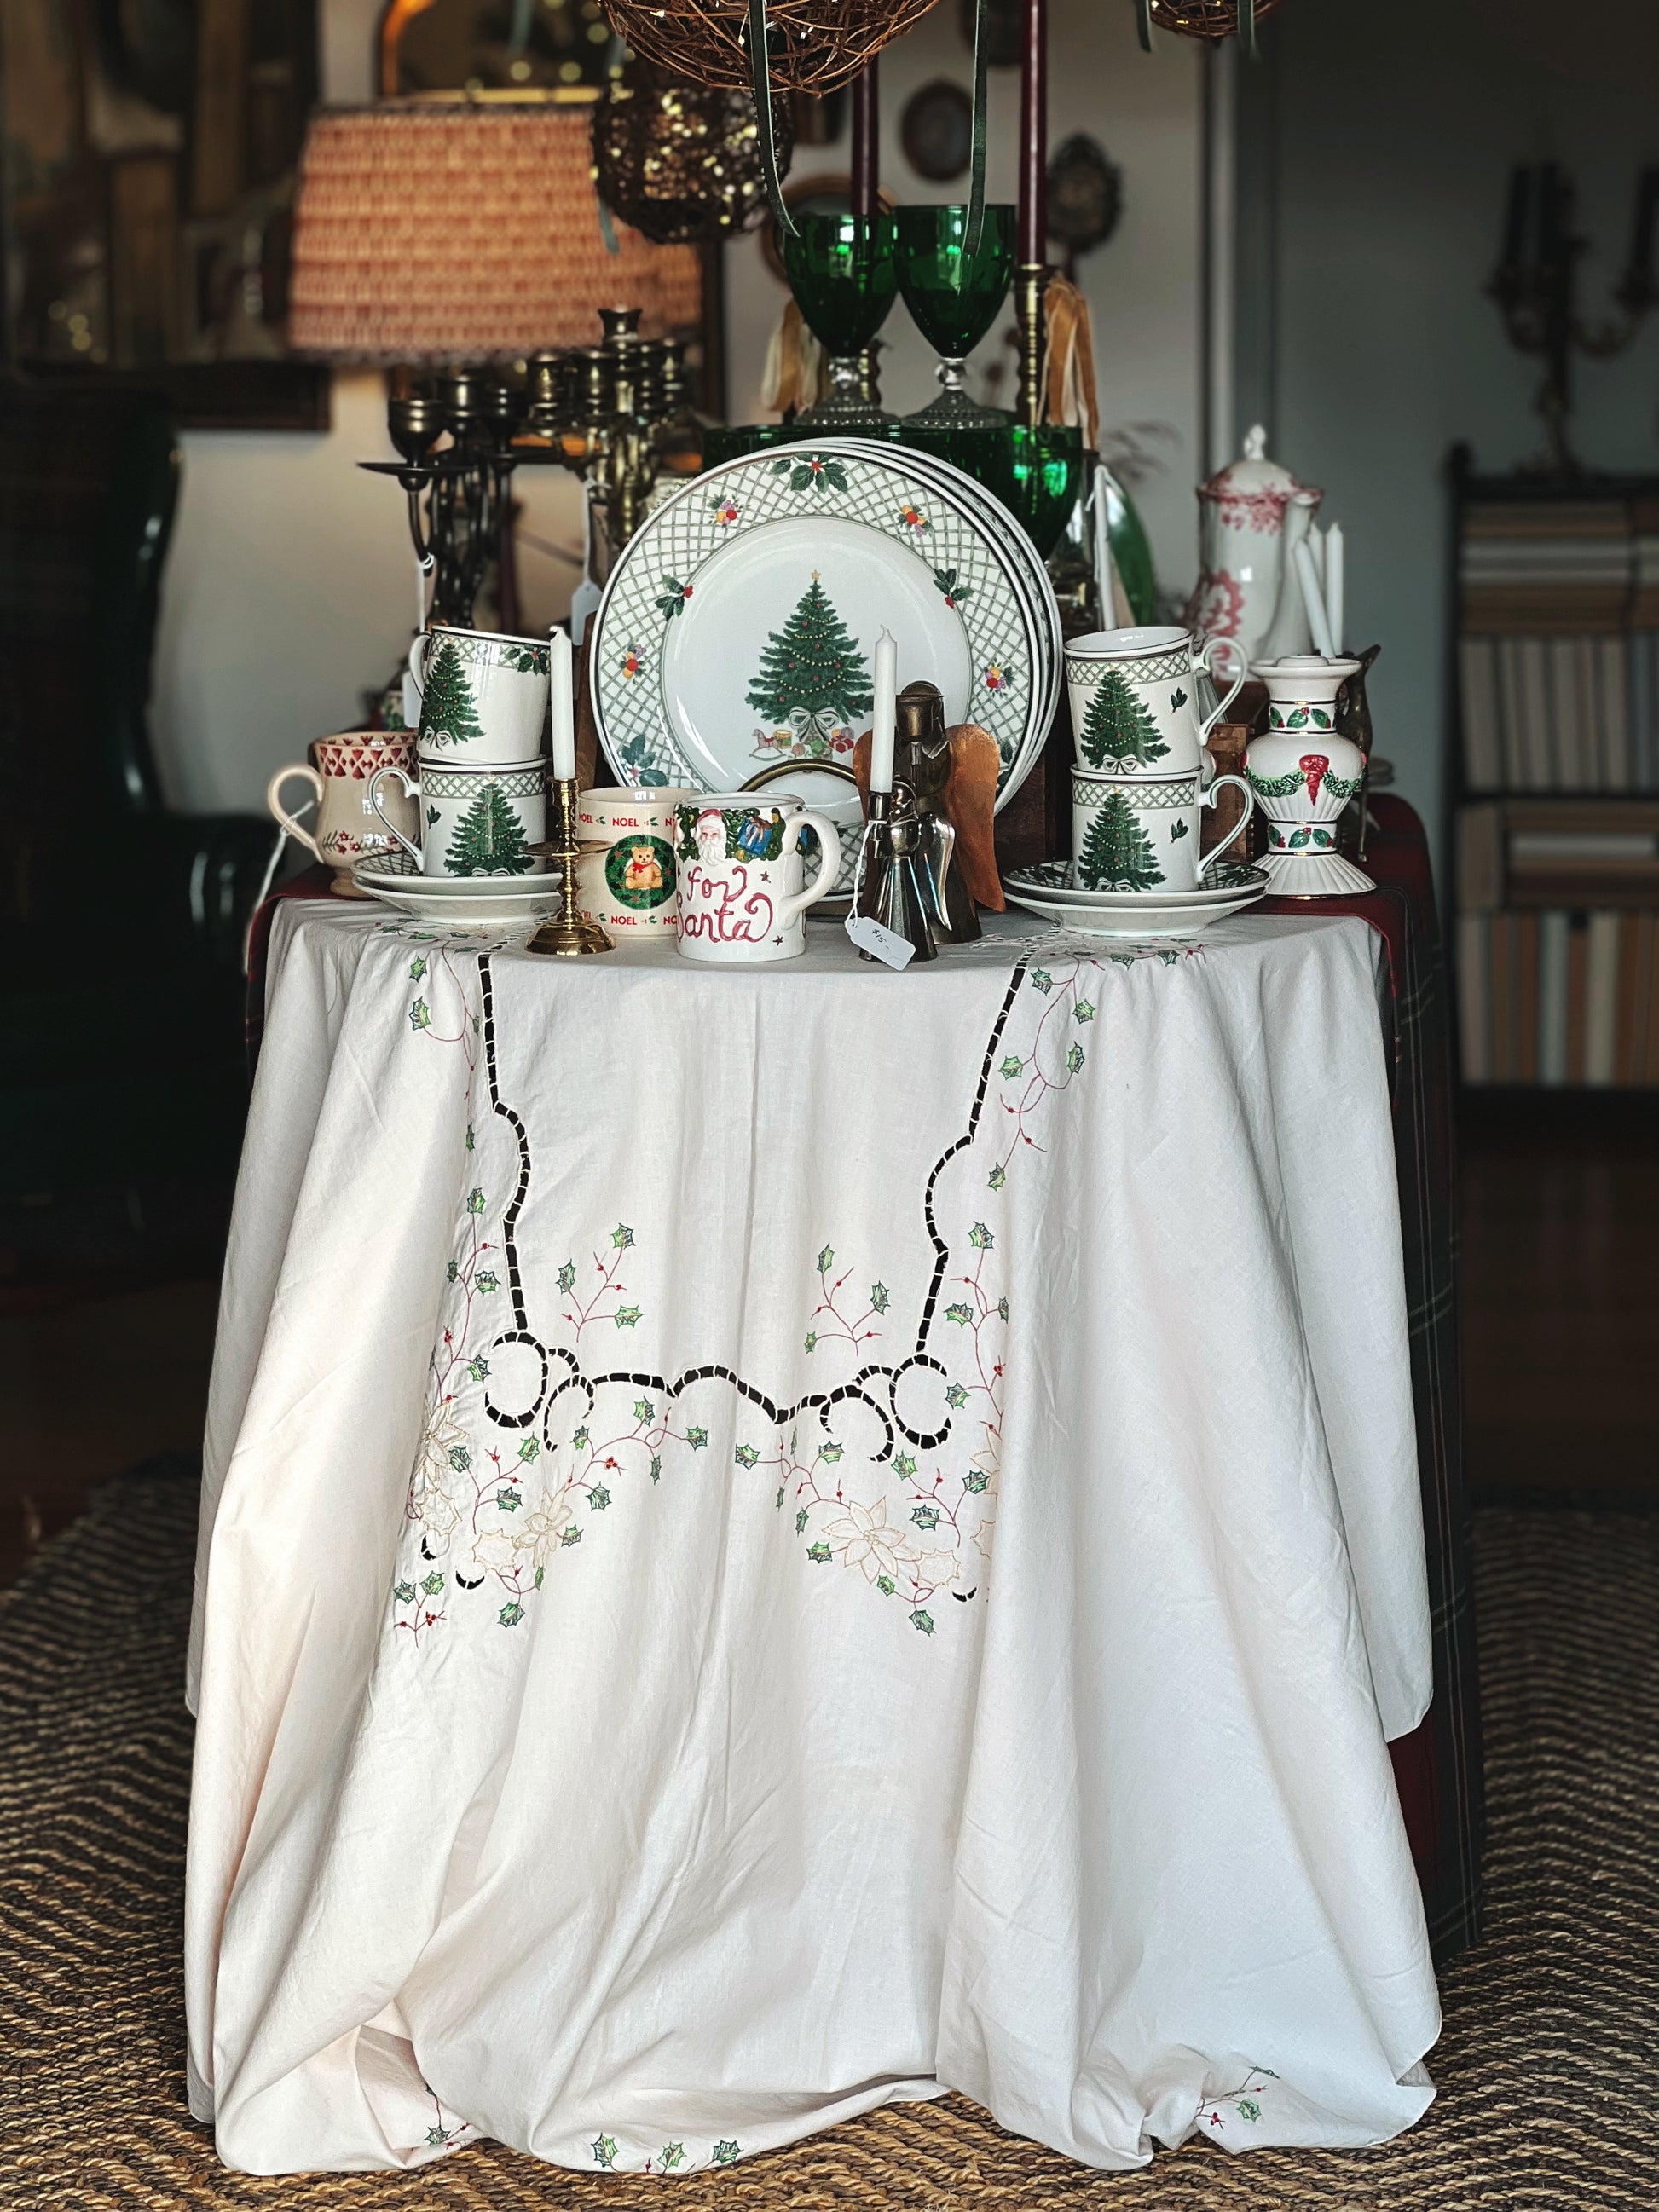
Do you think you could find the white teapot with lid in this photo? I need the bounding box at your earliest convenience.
[1185,425,1322,665]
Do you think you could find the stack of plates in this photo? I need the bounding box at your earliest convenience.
[351,848,566,927]
[590,440,1063,885]
[1004,858,1269,938]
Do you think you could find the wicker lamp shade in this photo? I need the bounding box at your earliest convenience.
[599,0,940,94]
[592,59,793,244]
[287,101,702,363]
[1148,0,1285,36]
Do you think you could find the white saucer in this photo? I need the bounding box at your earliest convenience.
[352,854,566,927]
[1004,860,1269,938]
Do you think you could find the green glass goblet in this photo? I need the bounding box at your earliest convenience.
[894,204,1017,427]
[783,211,899,430]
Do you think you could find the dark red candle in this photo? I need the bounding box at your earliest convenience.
[1018,0,1047,263]
[851,60,879,221]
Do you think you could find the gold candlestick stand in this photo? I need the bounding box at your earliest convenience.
[527,777,613,957]
[1014,262,1050,430]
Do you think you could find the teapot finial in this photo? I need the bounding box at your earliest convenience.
[1242,424,1268,461]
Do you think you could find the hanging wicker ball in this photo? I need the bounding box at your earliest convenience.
[1148,0,1286,37]
[592,57,795,243]
[598,0,940,95]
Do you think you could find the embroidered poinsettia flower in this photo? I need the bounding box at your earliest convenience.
[467,1525,519,1573]
[515,1499,575,1567]
[983,662,1007,692]
[819,1496,922,1585]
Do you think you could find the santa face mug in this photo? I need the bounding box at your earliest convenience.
[577,787,697,939]
[408,623,551,765]
[1066,625,1245,778]
[673,794,843,963]
[1072,765,1256,894]
[369,760,548,878]
[267,733,419,893]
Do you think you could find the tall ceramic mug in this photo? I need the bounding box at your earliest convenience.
[408,623,550,765]
[1066,625,1245,777]
[674,794,843,963]
[1072,765,1256,893]
[577,787,697,939]
[370,760,548,878]
[267,732,417,892]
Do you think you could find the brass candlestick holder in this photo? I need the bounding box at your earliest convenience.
[527,777,613,957]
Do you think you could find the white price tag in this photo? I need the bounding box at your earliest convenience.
[845,913,916,969]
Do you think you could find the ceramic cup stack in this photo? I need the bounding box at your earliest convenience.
[369,622,552,877]
[1062,625,1255,898]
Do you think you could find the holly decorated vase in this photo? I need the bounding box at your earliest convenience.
[1245,656,1373,897]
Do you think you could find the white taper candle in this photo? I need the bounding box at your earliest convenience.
[549,623,575,783]
[869,628,898,794]
[1325,524,1345,651]
[1293,540,1337,659]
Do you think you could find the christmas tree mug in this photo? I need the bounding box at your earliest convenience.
[576,786,698,939]
[1072,765,1255,894]
[673,794,843,963]
[369,760,548,878]
[408,623,552,765]
[1065,625,1244,778]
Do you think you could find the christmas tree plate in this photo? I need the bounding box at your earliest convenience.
[1003,860,1269,937]
[351,854,566,927]
[591,444,1054,847]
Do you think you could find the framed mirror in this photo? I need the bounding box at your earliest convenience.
[0,0,328,428]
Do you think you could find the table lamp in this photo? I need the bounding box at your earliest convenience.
[287,95,704,627]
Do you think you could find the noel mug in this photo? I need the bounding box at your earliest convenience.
[1066,625,1245,778]
[267,732,418,893]
[577,786,698,939]
[1072,765,1256,893]
[408,622,551,765]
[369,759,548,878]
[673,794,843,963]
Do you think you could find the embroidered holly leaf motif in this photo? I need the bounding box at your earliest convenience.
[409,998,431,1031]
[1170,686,1188,711]
[687,1427,709,1449]
[573,1426,589,1448]
[611,1223,634,1249]
[1239,2099,1263,2122]
[945,1302,973,1325]
[634,1396,655,1423]
[820,1442,843,1464]
[775,1486,785,1510]
[911,1505,939,1531]
[421,1570,444,1595]
[474,1270,498,1294]
[446,1260,459,1283]
[1171,819,1189,840]
[870,1282,889,1314]
[987,1164,1006,1189]
[1066,1043,1085,1072]
[409,956,427,981]
[616,1307,642,1328]
[997,1296,1009,1320]
[968,1222,992,1250]
[466,1187,486,1215]
[425,2127,449,2146]
[495,1487,521,1511]
[499,1601,524,1627]
[534,1565,544,1587]
[999,1054,1022,1077]
[734,1443,760,1468]
[1029,967,1053,993]
[660,2144,685,2170]
[517,1437,539,1462]
[795,1509,809,1534]
[1074,1000,1095,1023]
[817,1244,835,1273]
[945,1383,968,1408]
[910,1609,935,1637]
[712,2141,743,2166]
[804,1331,818,1353]
[395,1580,416,1604]
[592,2136,619,2169]
[558,1260,575,1292]
[806,1542,832,1563]
[448,1445,471,1473]
[589,1485,610,1510]
[561,1525,582,1546]
[467,1356,489,1383]
[894,1452,916,1479]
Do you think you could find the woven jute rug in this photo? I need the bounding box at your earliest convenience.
[3,1465,1656,2209]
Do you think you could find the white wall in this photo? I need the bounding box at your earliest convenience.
[1257,0,1659,873]
[156,0,1204,812]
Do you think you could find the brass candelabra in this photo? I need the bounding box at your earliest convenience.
[527,778,613,958]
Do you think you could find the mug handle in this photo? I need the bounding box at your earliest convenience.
[407,629,434,706]
[1196,774,1257,878]
[774,811,844,927]
[1196,634,1247,741]
[368,764,423,864]
[266,764,323,860]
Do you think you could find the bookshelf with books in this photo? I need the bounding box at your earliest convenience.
[1450,450,1659,1087]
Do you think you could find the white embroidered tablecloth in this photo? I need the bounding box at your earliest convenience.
[186,903,1439,2178]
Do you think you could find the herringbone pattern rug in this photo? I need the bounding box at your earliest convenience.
[3,1465,1655,2207]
